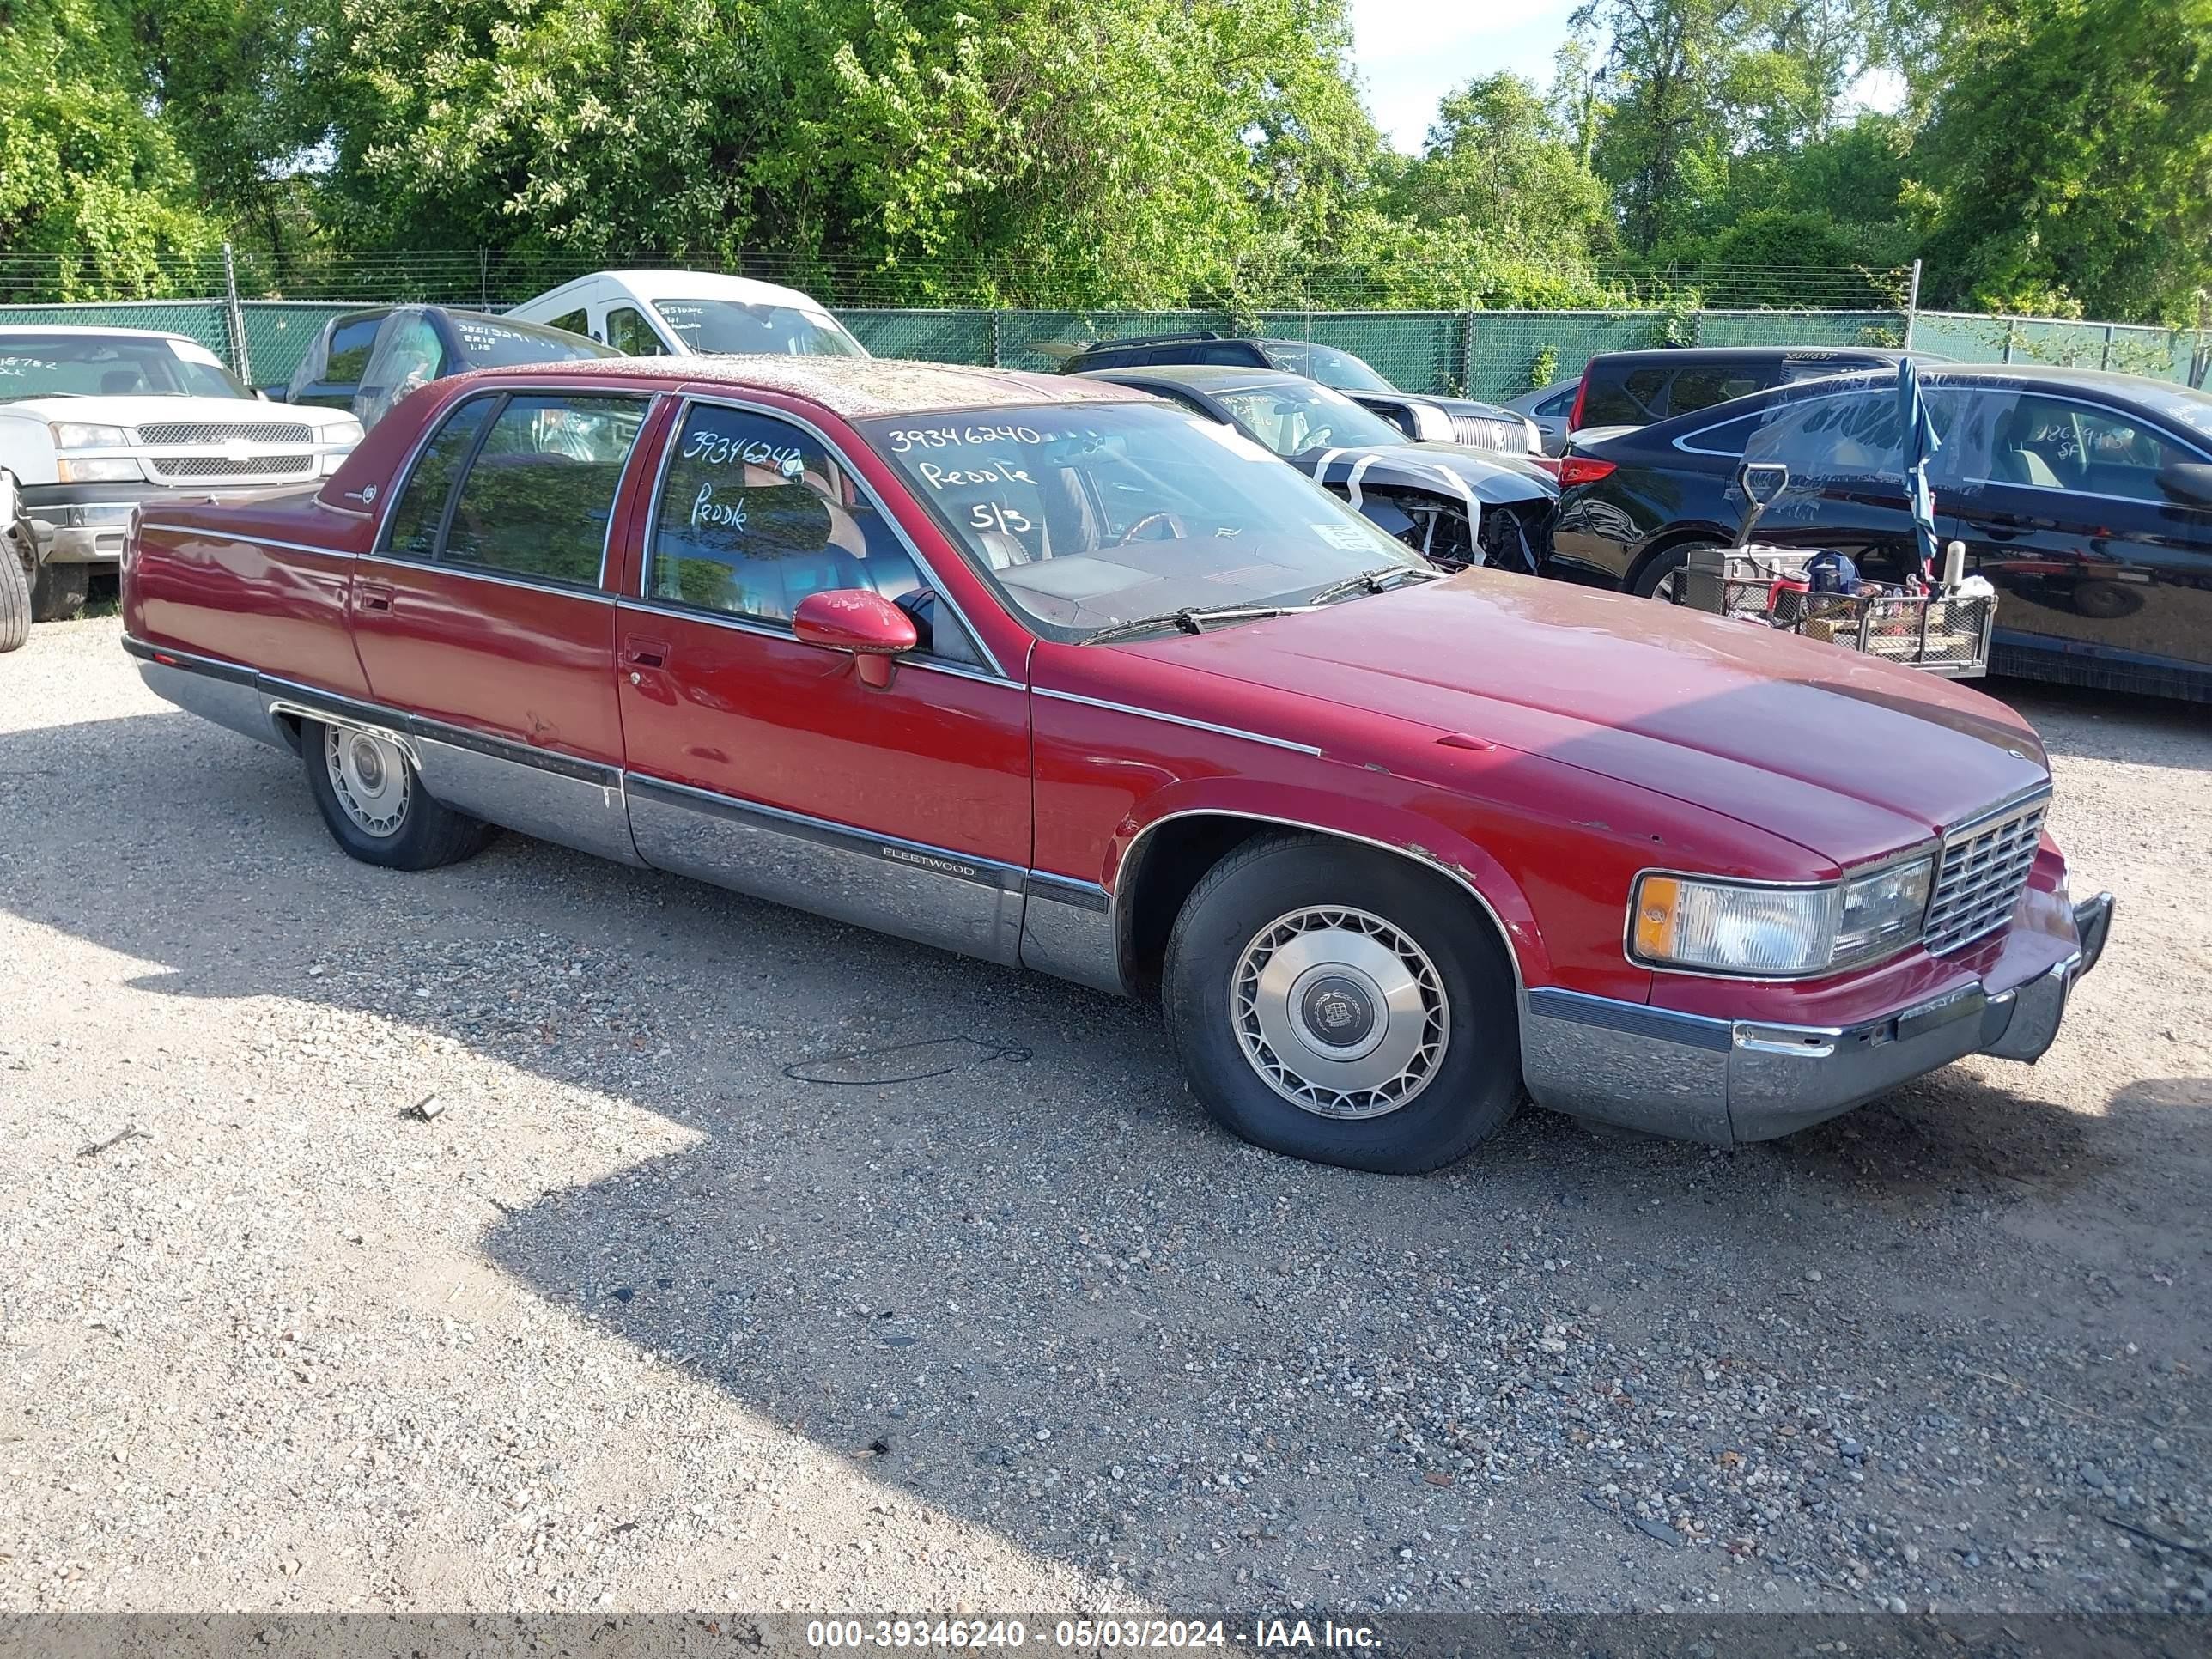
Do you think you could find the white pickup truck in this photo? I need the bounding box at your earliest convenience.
[0,325,363,650]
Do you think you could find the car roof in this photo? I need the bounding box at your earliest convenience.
[0,325,195,346]
[465,354,1154,419]
[519,269,835,313]
[1586,345,1920,368]
[1081,364,1310,393]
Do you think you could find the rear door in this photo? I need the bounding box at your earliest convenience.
[613,395,1035,963]
[349,387,658,862]
[1938,387,2212,678]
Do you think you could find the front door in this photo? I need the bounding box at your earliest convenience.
[614,397,1035,963]
[1936,387,2212,680]
[349,386,656,864]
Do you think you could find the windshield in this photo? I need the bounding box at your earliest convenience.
[652,299,866,357]
[1212,380,1407,458]
[1262,342,1395,393]
[858,402,1424,641]
[0,333,251,402]
[449,313,619,368]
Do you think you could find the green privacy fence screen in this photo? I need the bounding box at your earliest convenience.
[6,298,2204,400]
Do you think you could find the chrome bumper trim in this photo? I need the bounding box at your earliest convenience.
[1522,892,2113,1146]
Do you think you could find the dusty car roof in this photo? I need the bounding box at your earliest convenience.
[529,354,1153,419]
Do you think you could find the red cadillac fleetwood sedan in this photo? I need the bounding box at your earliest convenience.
[122,357,2113,1172]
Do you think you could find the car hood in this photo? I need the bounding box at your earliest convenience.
[0,395,353,433]
[1133,570,2048,867]
[1301,443,1554,506]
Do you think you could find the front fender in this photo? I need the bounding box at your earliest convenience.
[1107,775,1556,994]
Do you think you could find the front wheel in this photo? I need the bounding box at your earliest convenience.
[1162,835,1521,1173]
[301,719,495,870]
[29,562,88,623]
[1632,542,1720,603]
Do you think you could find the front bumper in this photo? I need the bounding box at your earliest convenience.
[1521,891,2114,1146]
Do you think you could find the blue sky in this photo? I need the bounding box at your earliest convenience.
[1348,0,1908,155]
[1348,0,1583,154]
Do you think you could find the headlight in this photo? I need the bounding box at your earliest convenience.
[56,456,144,483]
[1631,858,1933,976]
[52,422,129,450]
[1408,404,1455,443]
[322,417,366,448]
[1522,416,1544,454]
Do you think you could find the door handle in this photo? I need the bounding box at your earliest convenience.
[622,636,670,670]
[357,580,395,613]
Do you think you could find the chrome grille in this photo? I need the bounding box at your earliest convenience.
[1449,415,1516,451]
[1925,793,2048,954]
[146,453,316,480]
[136,421,315,446]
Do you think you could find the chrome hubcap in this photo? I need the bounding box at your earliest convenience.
[1231,906,1449,1120]
[325,727,410,838]
[1652,569,1683,604]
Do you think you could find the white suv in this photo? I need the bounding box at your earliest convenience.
[0,326,362,647]
[506,270,868,359]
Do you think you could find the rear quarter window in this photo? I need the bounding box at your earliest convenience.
[1583,367,1668,427]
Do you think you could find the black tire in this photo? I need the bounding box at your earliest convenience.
[1631,541,1718,602]
[1162,833,1521,1174]
[0,544,27,654]
[301,719,495,871]
[29,562,89,623]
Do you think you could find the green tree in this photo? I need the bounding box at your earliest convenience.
[1390,72,1613,260]
[0,0,222,296]
[1908,0,2212,321]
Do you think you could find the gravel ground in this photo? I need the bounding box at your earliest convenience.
[1,616,2208,1619]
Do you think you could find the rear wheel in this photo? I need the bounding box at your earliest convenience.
[1632,541,1721,603]
[1163,835,1521,1173]
[29,562,88,623]
[301,719,495,871]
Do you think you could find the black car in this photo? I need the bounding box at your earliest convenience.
[1061,332,1538,454]
[1084,364,1556,572]
[1552,362,2212,702]
[1565,345,1943,439]
[284,305,618,428]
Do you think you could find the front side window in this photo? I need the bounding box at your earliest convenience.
[647,404,933,629]
[379,392,645,586]
[605,307,667,356]
[858,402,1422,641]
[1212,381,1406,458]
[322,315,384,385]
[1954,392,2193,501]
[649,299,865,357]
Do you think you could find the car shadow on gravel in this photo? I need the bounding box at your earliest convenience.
[9,709,2207,1605]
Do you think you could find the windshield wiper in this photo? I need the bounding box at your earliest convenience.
[1303,564,1443,607]
[1082,603,1307,645]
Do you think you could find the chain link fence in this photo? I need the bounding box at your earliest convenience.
[2,253,2203,398]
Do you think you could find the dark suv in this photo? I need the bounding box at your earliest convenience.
[1567,346,1941,436]
[284,306,617,429]
[1060,332,1538,454]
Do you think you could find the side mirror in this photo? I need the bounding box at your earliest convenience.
[2160,460,2212,507]
[793,589,918,688]
[1737,460,1790,507]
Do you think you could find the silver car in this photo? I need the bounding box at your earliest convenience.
[1505,377,1583,456]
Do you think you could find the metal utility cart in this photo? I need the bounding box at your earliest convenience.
[1679,461,1997,679]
